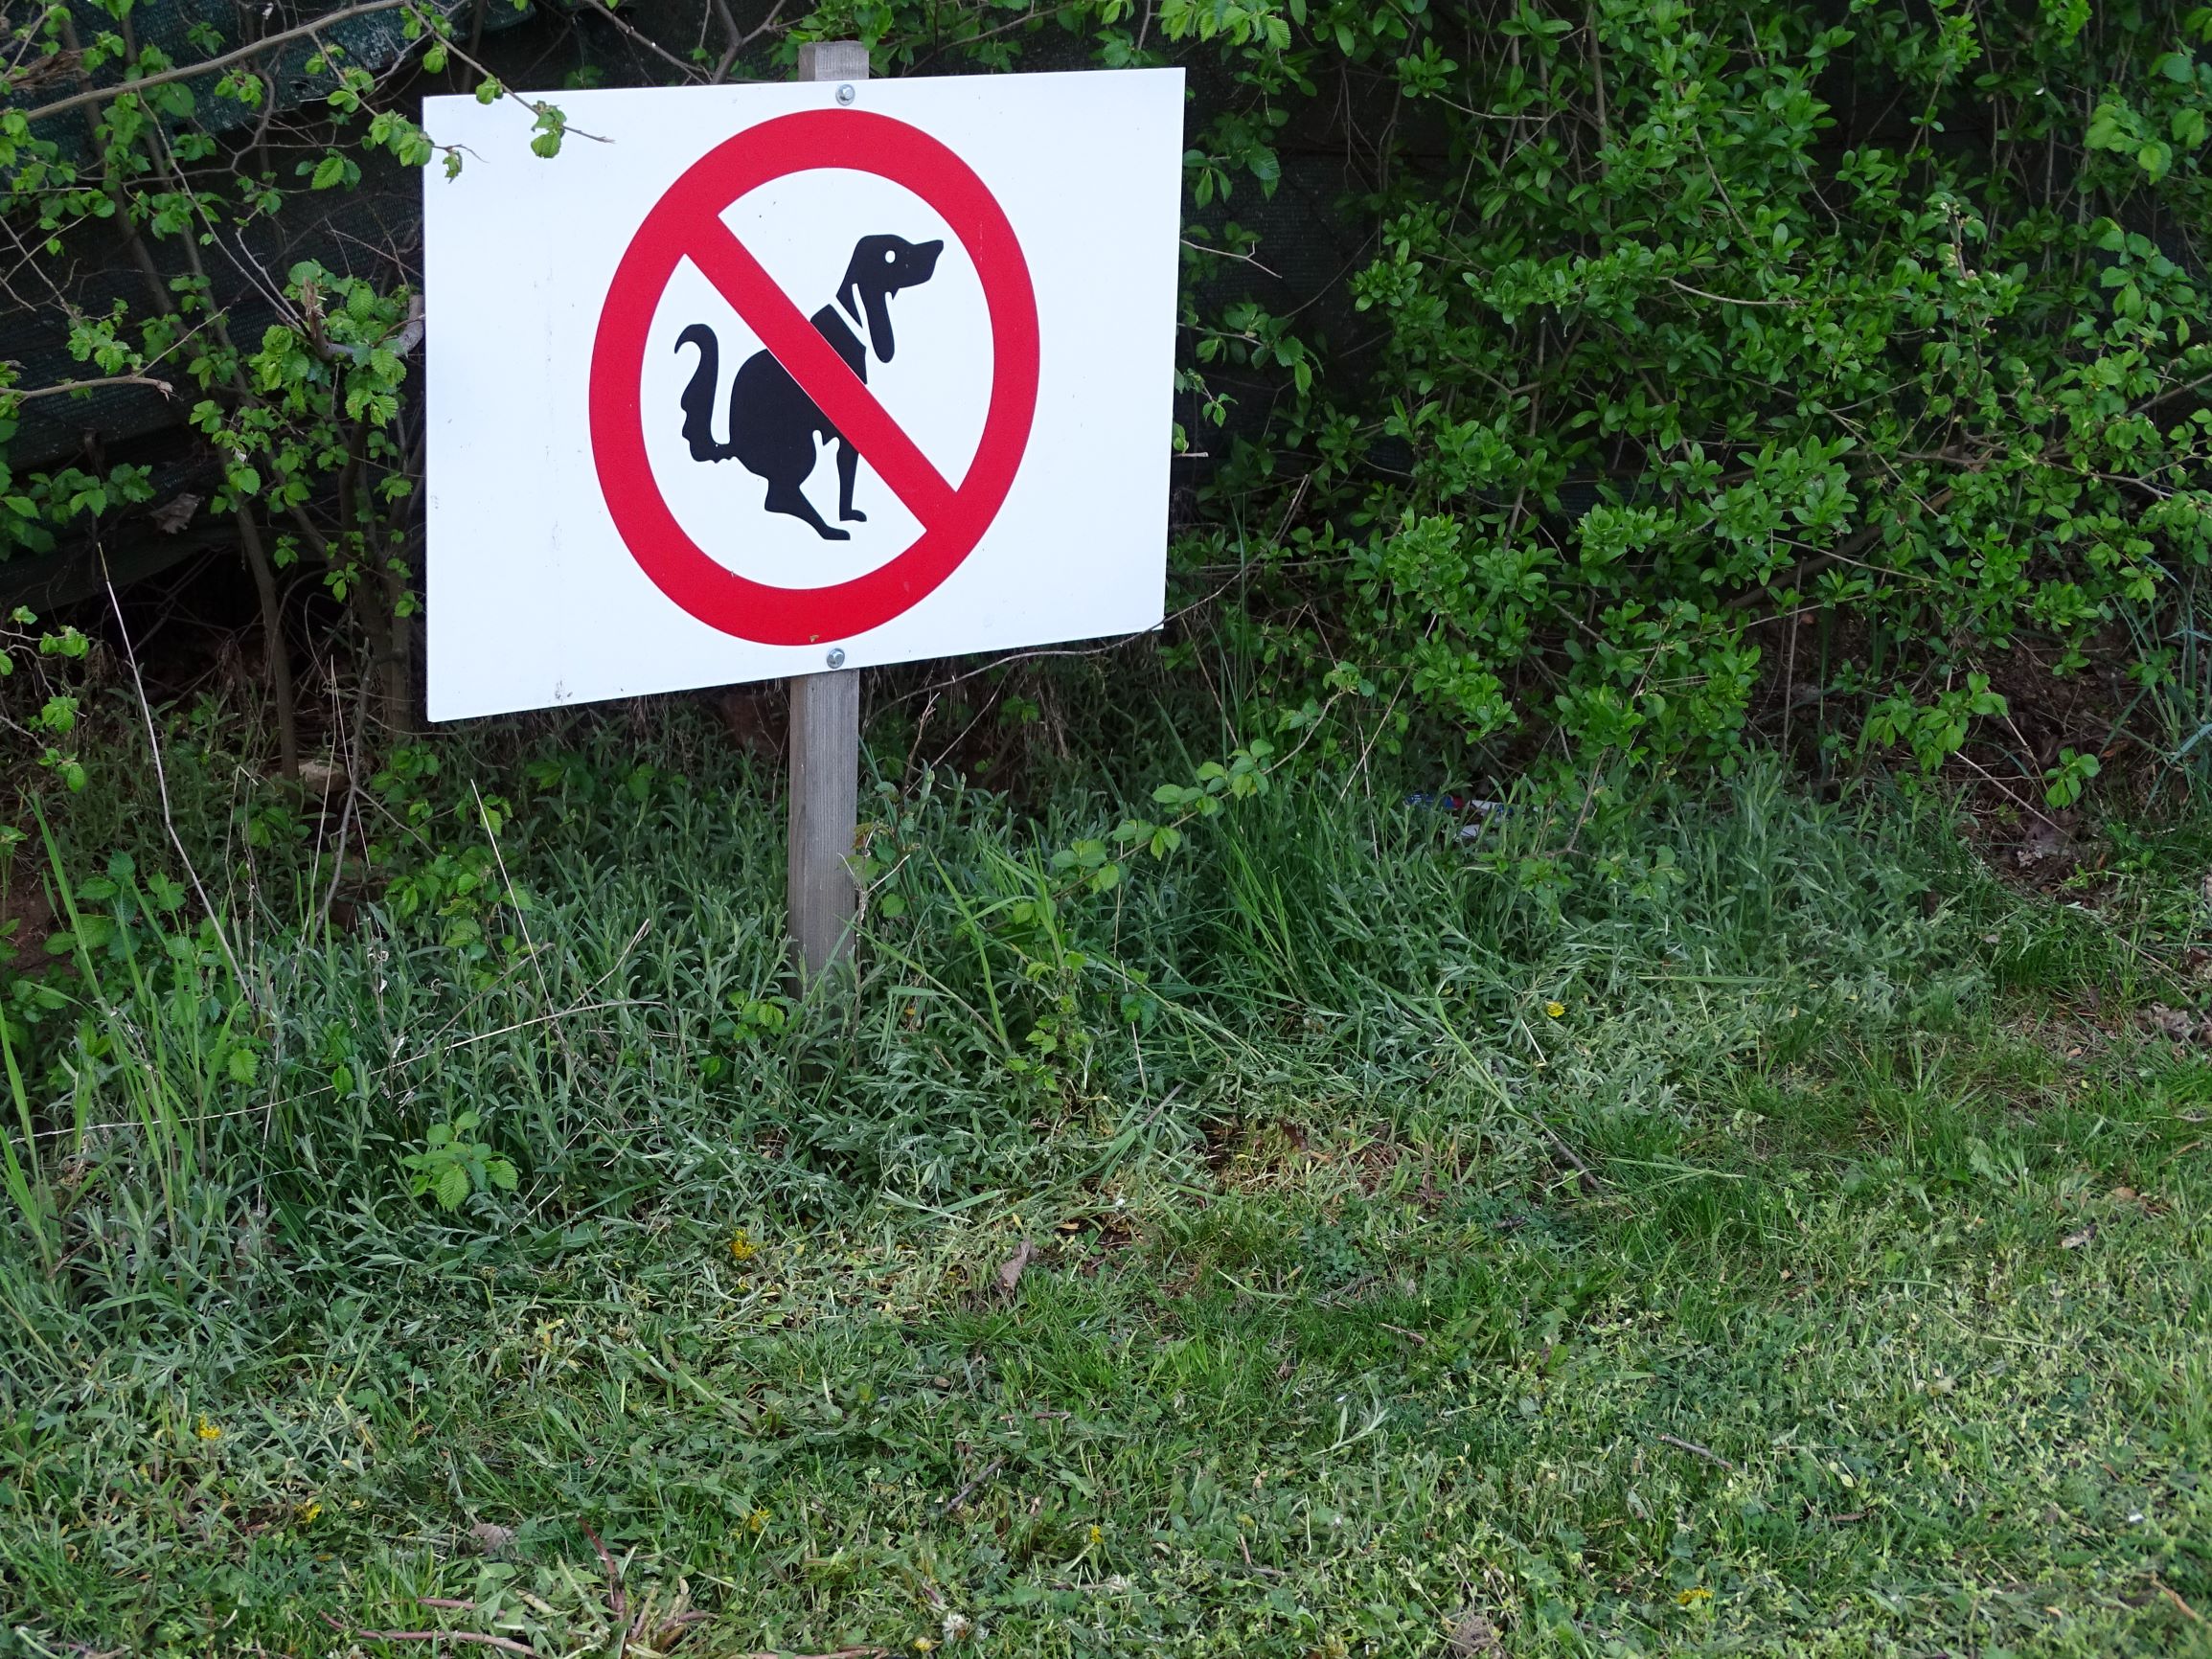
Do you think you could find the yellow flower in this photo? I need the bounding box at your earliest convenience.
[745,1508,769,1534]
[1676,1586,1713,1606]
[300,1500,323,1524]
[193,1419,222,1442]
[1543,1001,1565,1019]
[914,1641,937,1653]
[729,1230,757,1263]
[1086,1524,1103,1545]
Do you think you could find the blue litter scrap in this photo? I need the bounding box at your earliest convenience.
[1405,792,1514,842]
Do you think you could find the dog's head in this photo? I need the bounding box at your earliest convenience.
[839,234,944,363]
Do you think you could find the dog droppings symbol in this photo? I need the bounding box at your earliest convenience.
[588,109,1038,645]
[674,235,945,540]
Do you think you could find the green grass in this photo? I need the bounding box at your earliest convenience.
[0,714,2208,1657]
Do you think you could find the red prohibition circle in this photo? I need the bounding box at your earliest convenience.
[588,108,1038,644]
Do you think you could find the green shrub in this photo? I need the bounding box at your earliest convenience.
[7,2,2212,800]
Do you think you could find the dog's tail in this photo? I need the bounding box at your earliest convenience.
[675,324,735,462]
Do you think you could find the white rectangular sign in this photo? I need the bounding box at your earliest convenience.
[422,69,1184,721]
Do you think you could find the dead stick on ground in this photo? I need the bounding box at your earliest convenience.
[2157,1577,2204,1624]
[1542,1125,1601,1195]
[1655,1433,1737,1473]
[1237,1533,1285,1577]
[940,1457,1005,1515]
[319,1611,536,1654]
[582,1524,628,1659]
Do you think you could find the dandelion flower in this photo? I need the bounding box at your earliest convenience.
[729,1230,757,1263]
[1543,1001,1565,1018]
[194,1419,222,1442]
[1676,1586,1713,1606]
[1087,1524,1103,1545]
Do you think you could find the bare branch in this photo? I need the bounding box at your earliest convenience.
[16,0,416,125]
[7,373,174,401]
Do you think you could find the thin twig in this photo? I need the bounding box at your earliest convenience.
[2156,1577,2204,1624]
[939,1458,1005,1515]
[582,1525,628,1659]
[21,0,414,123]
[470,780,575,1071]
[1667,275,1796,307]
[8,374,174,400]
[1541,1125,1600,1195]
[318,1611,536,1655]
[579,0,707,82]
[1237,1532,1285,1576]
[320,669,373,929]
[102,556,247,993]
[711,0,787,81]
[1654,1433,1737,1473]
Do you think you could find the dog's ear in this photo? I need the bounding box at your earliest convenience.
[862,280,896,363]
[841,237,901,362]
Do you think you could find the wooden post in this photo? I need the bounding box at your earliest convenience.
[786,38,870,985]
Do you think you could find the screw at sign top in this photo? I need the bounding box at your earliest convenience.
[836,83,856,104]
[826,648,847,668]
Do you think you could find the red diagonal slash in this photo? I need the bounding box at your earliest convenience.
[589,108,1038,645]
[685,218,960,529]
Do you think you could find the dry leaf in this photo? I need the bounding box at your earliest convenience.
[2111,1186,2139,1204]
[150,492,201,534]
[2147,1004,2198,1043]
[467,1520,515,1555]
[1447,1609,1503,1655]
[2016,821,2070,865]
[296,758,346,798]
[996,1238,1038,1294]
[2062,1224,2096,1250]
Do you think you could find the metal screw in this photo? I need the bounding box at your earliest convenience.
[826,648,847,669]
[835,82,856,105]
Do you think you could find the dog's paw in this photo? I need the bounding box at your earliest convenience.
[817,527,853,542]
[840,510,869,524]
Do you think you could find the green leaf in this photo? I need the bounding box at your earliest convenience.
[435,1162,469,1211]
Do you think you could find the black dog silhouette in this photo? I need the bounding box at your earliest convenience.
[676,234,944,540]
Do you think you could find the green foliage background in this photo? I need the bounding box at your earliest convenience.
[6,0,2212,800]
